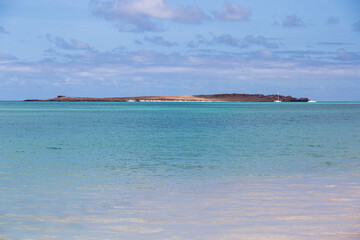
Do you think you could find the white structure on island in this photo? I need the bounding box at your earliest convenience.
[274,92,282,102]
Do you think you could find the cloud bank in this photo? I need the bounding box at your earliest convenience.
[187,34,279,49]
[2,47,359,89]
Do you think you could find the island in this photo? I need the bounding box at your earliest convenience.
[25,94,309,102]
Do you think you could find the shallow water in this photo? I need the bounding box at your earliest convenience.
[0,102,359,239]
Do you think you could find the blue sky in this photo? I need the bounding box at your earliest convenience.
[0,0,359,100]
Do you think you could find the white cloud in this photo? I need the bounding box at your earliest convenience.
[0,64,38,73]
[327,17,339,25]
[187,34,279,49]
[0,52,17,61]
[144,36,178,47]
[282,15,305,27]
[0,26,9,34]
[336,49,360,61]
[47,35,91,51]
[214,3,251,21]
[119,0,174,19]
[132,76,144,81]
[90,0,207,32]
[353,20,360,31]
[244,35,279,49]
[258,49,273,59]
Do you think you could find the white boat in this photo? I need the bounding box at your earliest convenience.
[308,100,316,103]
[274,92,282,102]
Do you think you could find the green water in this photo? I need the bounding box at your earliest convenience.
[1,102,359,239]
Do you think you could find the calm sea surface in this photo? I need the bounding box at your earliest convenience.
[1,102,360,239]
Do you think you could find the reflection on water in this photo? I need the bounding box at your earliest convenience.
[1,175,360,239]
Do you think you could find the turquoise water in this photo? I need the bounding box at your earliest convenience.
[1,102,360,239]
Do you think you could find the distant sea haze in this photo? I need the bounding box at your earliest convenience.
[1,101,359,239]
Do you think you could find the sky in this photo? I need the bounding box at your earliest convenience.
[0,0,359,100]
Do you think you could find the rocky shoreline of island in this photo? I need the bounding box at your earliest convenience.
[25,94,309,102]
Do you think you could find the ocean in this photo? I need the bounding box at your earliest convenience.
[0,102,359,239]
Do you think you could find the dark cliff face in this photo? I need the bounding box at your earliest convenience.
[25,93,309,102]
